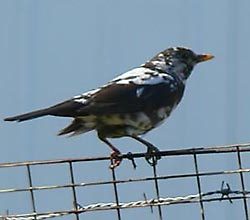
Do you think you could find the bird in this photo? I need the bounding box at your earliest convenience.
[4,47,214,168]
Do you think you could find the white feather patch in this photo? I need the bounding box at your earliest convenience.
[112,67,174,86]
[74,97,87,104]
[73,88,100,104]
[111,67,153,82]
[136,87,144,98]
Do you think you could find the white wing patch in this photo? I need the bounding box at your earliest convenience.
[73,88,100,104]
[111,67,174,85]
[136,87,144,98]
[74,97,87,104]
[111,67,152,82]
[72,66,177,104]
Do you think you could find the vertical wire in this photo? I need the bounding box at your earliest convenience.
[193,154,205,220]
[110,160,122,220]
[26,164,37,220]
[152,159,163,220]
[236,147,249,220]
[69,162,80,220]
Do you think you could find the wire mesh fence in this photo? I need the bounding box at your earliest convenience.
[0,143,249,220]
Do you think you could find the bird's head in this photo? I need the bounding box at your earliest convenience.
[143,47,214,82]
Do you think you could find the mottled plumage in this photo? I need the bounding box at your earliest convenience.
[4,47,214,168]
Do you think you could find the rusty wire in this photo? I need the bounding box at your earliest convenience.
[0,143,249,220]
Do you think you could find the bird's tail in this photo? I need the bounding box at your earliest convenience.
[4,108,51,122]
[58,118,95,136]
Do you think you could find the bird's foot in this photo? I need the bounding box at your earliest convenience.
[109,150,122,169]
[145,145,161,166]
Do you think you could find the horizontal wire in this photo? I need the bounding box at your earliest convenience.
[1,143,249,219]
[0,168,249,194]
[0,143,249,168]
[1,190,249,220]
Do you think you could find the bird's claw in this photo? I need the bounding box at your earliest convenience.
[109,151,122,169]
[145,146,161,166]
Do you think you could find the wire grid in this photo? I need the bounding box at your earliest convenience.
[0,143,249,220]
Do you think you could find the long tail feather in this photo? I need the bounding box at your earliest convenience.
[4,108,50,122]
[4,99,85,122]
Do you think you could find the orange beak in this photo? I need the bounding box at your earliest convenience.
[196,54,214,63]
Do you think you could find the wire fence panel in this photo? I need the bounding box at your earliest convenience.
[0,143,249,220]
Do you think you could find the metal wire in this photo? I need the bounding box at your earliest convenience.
[110,158,122,220]
[68,162,79,220]
[0,143,249,220]
[236,146,249,220]
[152,158,163,220]
[26,165,36,220]
[193,153,205,220]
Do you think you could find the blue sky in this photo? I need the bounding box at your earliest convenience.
[0,1,250,219]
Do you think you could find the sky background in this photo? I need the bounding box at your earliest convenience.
[0,0,250,219]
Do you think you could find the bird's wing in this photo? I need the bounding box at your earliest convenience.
[4,68,183,121]
[74,69,184,115]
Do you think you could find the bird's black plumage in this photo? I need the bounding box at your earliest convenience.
[4,47,214,168]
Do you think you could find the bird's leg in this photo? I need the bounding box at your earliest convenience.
[131,135,161,165]
[98,135,122,169]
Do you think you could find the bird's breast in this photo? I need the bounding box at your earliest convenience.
[149,106,173,128]
[99,112,152,130]
[97,105,174,137]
